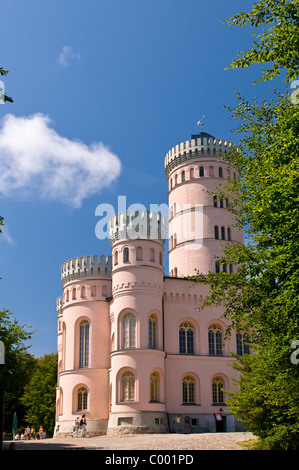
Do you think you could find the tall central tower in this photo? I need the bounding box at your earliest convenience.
[165,132,243,277]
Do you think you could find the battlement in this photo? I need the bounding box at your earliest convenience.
[61,254,112,285]
[164,135,232,177]
[108,210,167,245]
[56,296,63,315]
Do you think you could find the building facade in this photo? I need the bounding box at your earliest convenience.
[54,132,246,436]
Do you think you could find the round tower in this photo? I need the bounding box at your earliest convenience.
[165,132,243,277]
[107,210,168,434]
[55,254,112,436]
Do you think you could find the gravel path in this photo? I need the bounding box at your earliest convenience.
[7,432,256,451]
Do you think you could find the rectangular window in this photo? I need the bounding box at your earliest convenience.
[155,418,164,425]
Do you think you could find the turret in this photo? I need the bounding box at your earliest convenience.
[165,132,243,277]
[55,254,112,437]
[107,210,168,433]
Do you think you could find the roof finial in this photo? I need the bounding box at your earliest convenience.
[197,115,205,134]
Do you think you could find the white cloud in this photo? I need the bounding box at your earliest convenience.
[0,113,121,208]
[58,46,81,66]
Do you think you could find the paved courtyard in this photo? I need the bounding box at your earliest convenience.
[6,432,256,451]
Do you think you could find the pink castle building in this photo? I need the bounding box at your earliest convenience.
[54,131,247,436]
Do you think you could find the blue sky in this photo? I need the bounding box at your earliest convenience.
[0,0,286,357]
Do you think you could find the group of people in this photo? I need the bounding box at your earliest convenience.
[173,414,191,433]
[14,425,46,440]
[71,414,87,438]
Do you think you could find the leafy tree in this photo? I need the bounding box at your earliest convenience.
[225,0,299,83]
[192,92,299,450]
[0,308,36,438]
[20,353,58,436]
[192,0,299,450]
[3,351,37,434]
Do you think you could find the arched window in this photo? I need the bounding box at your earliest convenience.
[121,371,135,401]
[190,168,194,179]
[72,288,76,300]
[150,372,159,401]
[215,262,220,273]
[179,322,194,354]
[208,324,223,356]
[219,167,223,177]
[221,226,226,240]
[91,285,96,297]
[77,387,88,411]
[173,234,177,247]
[213,196,217,207]
[79,320,89,368]
[150,248,155,262]
[66,290,69,302]
[159,251,163,265]
[209,166,214,177]
[136,246,143,261]
[212,377,224,403]
[214,226,219,239]
[123,247,129,262]
[149,314,157,349]
[123,313,136,349]
[80,286,85,298]
[236,332,250,356]
[174,174,178,185]
[227,227,231,241]
[199,166,204,177]
[114,250,118,265]
[102,285,107,297]
[182,376,195,403]
[181,170,185,182]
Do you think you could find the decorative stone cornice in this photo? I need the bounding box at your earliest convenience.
[109,210,167,245]
[164,134,232,177]
[60,254,112,286]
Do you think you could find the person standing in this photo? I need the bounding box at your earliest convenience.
[183,414,191,433]
[80,414,87,437]
[72,416,80,438]
[173,414,181,433]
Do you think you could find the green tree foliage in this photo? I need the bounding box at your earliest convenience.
[192,0,299,450]
[192,91,299,449]
[0,309,36,392]
[0,309,36,434]
[225,0,299,83]
[20,353,58,436]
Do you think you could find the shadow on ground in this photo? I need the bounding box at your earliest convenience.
[3,440,100,451]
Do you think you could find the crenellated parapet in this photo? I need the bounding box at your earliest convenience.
[61,254,112,286]
[108,210,167,245]
[56,296,63,315]
[164,133,232,177]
